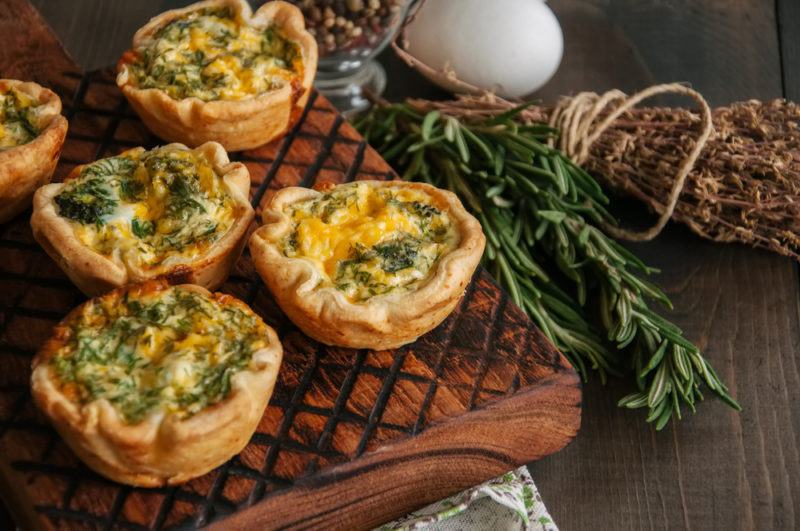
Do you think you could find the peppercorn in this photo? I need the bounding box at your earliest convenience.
[288,0,407,56]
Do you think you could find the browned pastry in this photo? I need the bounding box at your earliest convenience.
[31,281,283,487]
[250,180,486,349]
[31,142,253,296]
[116,0,318,151]
[0,79,68,223]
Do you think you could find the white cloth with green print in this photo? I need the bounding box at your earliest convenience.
[379,467,556,531]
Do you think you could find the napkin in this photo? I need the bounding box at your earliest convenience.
[378,467,557,531]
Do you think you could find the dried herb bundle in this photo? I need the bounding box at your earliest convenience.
[408,93,800,260]
[355,102,740,429]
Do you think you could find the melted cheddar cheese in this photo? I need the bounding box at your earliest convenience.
[0,86,40,150]
[49,285,269,423]
[54,146,235,270]
[283,183,458,301]
[129,7,302,101]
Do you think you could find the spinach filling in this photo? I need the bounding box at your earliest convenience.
[333,234,440,298]
[55,158,138,225]
[54,178,117,226]
[0,88,40,149]
[341,236,421,275]
[130,7,300,101]
[284,185,456,301]
[53,147,232,267]
[50,287,266,423]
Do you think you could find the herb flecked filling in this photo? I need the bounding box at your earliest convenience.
[282,184,457,301]
[0,87,40,150]
[54,146,235,270]
[50,286,268,423]
[130,7,302,101]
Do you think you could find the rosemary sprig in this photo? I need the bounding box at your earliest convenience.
[355,104,740,429]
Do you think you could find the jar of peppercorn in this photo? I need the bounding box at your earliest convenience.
[287,0,411,113]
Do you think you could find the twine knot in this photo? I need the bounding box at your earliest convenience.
[548,83,714,241]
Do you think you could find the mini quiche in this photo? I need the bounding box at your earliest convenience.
[116,0,317,151]
[31,142,253,296]
[31,281,283,486]
[249,181,485,349]
[0,79,68,223]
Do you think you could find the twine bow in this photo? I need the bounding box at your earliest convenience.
[548,83,714,241]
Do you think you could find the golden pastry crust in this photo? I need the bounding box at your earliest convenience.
[249,180,486,350]
[116,0,318,152]
[31,142,254,296]
[31,281,283,487]
[0,79,68,223]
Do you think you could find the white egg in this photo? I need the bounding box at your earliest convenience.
[404,0,563,98]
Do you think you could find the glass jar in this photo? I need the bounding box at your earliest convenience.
[289,0,411,114]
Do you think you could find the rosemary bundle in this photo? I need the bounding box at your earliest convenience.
[355,103,740,429]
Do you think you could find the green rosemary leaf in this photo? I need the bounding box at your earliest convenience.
[578,225,591,246]
[486,183,506,198]
[444,116,456,142]
[503,132,549,156]
[671,386,683,420]
[539,290,589,327]
[453,124,470,163]
[655,398,675,429]
[672,345,692,380]
[646,396,668,423]
[619,392,649,409]
[494,143,506,175]
[485,99,540,125]
[518,124,559,137]
[421,110,439,140]
[534,218,549,241]
[512,208,524,244]
[485,240,497,261]
[718,389,743,411]
[507,160,559,182]
[496,252,523,308]
[623,273,663,300]
[562,157,608,203]
[408,134,446,153]
[640,340,669,379]
[551,155,570,196]
[396,104,425,121]
[381,135,416,161]
[537,210,567,224]
[555,156,578,203]
[479,212,503,249]
[461,126,495,163]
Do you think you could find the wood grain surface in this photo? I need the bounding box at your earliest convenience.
[0,1,581,529]
[16,0,800,529]
[778,0,800,100]
[530,1,800,529]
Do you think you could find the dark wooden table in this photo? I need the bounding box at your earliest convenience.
[10,0,800,529]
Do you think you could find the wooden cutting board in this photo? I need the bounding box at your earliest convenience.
[0,1,581,529]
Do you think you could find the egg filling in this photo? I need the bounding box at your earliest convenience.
[53,146,235,271]
[129,7,302,101]
[0,86,41,150]
[282,183,458,301]
[48,284,269,423]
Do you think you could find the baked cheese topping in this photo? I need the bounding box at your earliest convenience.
[54,146,236,270]
[129,7,302,101]
[282,183,458,301]
[48,284,269,423]
[0,86,41,150]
